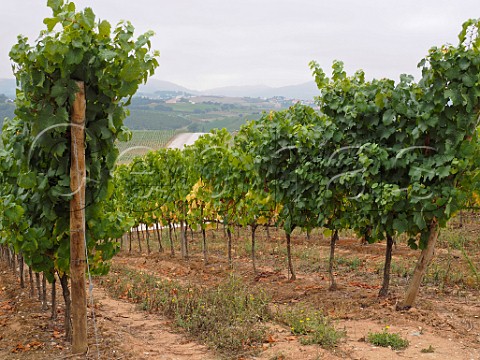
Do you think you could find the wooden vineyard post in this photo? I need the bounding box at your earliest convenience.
[70,81,88,354]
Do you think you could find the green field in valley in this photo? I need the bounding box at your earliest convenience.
[125,95,293,132]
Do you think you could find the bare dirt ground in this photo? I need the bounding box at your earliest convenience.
[1,226,480,360]
[167,133,206,149]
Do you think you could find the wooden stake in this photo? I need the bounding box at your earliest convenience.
[70,81,87,355]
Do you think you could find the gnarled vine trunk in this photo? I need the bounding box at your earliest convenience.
[202,227,208,265]
[35,272,41,300]
[51,274,57,320]
[28,266,34,297]
[397,219,439,310]
[128,230,132,253]
[59,274,72,342]
[251,224,258,274]
[328,230,338,291]
[227,227,233,268]
[184,220,190,258]
[42,273,48,310]
[168,222,175,256]
[136,226,142,253]
[379,233,394,297]
[285,231,296,280]
[10,248,16,274]
[155,221,163,253]
[180,221,188,259]
[18,254,25,288]
[145,226,151,254]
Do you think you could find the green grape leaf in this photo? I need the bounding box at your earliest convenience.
[98,20,111,38]
[18,172,37,189]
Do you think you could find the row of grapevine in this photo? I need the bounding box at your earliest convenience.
[112,20,480,310]
[0,0,159,353]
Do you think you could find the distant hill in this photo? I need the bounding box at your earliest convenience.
[139,79,319,100]
[138,79,200,96]
[204,82,319,100]
[269,82,319,100]
[0,78,197,98]
[0,77,319,100]
[0,79,16,98]
[204,85,272,98]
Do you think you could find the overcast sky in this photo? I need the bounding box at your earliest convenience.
[1,0,479,90]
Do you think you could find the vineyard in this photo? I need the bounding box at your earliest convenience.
[1,1,480,359]
[115,129,177,164]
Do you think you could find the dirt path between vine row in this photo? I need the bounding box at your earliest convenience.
[2,243,480,360]
[0,263,216,360]
[90,285,213,360]
[167,132,206,149]
[105,252,480,360]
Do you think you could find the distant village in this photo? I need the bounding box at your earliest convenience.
[139,90,317,108]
